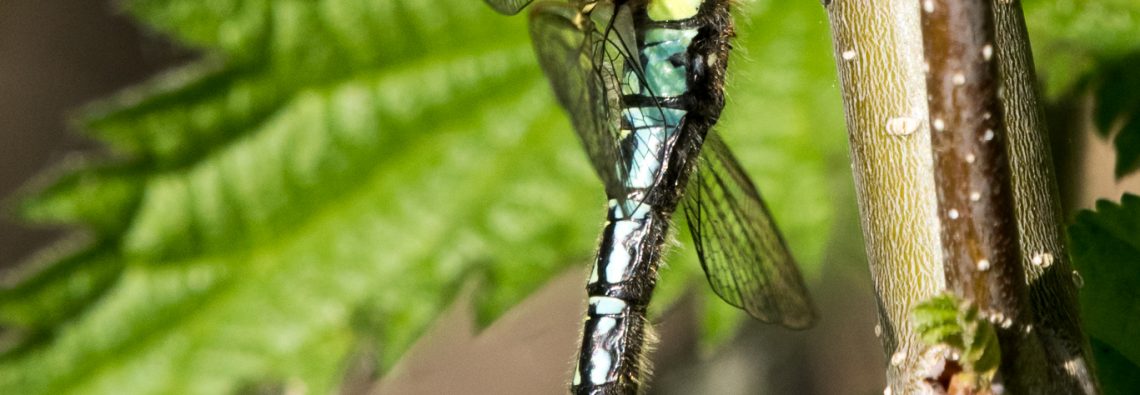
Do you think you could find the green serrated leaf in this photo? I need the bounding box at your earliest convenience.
[915,323,961,345]
[911,294,1000,377]
[913,294,959,319]
[1,0,844,393]
[17,163,143,236]
[84,63,279,165]
[964,316,1000,375]
[1091,55,1140,135]
[913,294,965,348]
[1070,194,1140,374]
[120,0,270,58]
[0,246,122,331]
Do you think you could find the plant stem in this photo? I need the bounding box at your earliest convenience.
[822,1,944,392]
[921,0,1024,322]
[992,1,1098,392]
[823,0,1099,393]
[920,0,1043,391]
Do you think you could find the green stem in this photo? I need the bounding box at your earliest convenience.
[823,1,944,392]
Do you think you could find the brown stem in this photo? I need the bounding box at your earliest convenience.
[921,0,1024,327]
[919,1,1073,392]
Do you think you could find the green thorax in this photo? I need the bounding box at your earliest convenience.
[646,0,703,21]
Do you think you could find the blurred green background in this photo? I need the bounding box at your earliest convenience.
[1,0,1137,394]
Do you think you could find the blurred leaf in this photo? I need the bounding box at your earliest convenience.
[1091,338,1140,395]
[17,162,143,235]
[1070,194,1140,387]
[1114,120,1140,178]
[0,0,843,394]
[1025,0,1140,97]
[1089,53,1140,177]
[913,294,962,347]
[0,246,122,332]
[1025,1,1140,178]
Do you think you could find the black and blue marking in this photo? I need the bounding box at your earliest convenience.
[485,0,818,394]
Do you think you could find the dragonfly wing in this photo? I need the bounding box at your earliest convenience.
[529,2,631,195]
[484,0,536,15]
[682,134,817,329]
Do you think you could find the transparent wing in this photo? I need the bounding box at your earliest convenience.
[484,0,536,15]
[529,2,643,196]
[682,134,817,329]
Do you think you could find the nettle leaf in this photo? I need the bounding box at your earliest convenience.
[1070,194,1140,393]
[0,0,842,393]
[912,294,1001,378]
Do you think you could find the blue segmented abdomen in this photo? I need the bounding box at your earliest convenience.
[579,296,631,386]
[574,25,700,391]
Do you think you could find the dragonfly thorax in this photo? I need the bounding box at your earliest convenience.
[646,0,703,21]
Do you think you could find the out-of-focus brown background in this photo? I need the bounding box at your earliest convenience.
[0,0,188,270]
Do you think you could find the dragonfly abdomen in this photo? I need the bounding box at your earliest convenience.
[573,2,733,393]
[574,201,668,394]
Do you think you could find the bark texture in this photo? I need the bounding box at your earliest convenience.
[824,0,1099,393]
[823,1,945,393]
[921,0,1026,321]
[920,0,1047,392]
[992,1,1097,393]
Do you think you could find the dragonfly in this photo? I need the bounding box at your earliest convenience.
[486,0,817,393]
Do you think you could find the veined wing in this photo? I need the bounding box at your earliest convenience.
[529,2,647,197]
[484,0,536,15]
[682,134,817,329]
